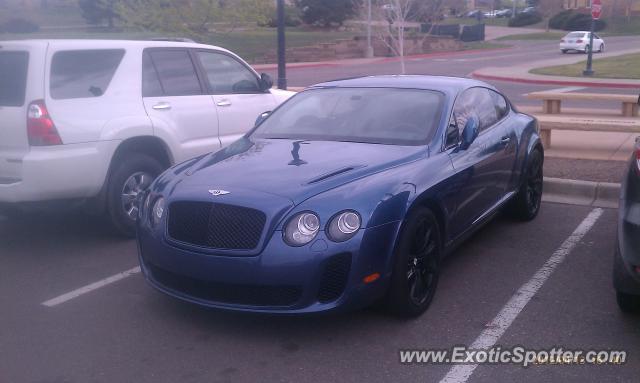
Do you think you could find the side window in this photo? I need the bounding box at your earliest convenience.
[147,50,202,96]
[142,52,163,97]
[50,49,125,99]
[196,51,261,94]
[489,90,509,121]
[451,88,499,139]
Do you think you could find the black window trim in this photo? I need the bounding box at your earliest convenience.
[192,48,267,96]
[142,47,206,97]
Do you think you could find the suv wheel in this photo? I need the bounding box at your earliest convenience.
[107,154,163,237]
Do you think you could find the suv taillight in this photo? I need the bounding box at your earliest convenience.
[27,100,62,146]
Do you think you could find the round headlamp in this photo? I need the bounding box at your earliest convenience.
[327,211,361,242]
[151,197,165,227]
[284,212,320,246]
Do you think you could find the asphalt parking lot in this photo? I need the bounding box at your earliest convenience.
[1,202,638,383]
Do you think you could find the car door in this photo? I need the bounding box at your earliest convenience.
[142,49,221,163]
[194,50,277,148]
[445,87,512,237]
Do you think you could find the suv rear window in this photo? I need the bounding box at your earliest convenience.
[0,51,29,107]
[50,49,125,100]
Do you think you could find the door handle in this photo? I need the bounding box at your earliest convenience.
[152,102,171,110]
[216,99,232,107]
[500,136,511,145]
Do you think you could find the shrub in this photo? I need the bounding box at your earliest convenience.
[548,10,606,31]
[508,12,542,27]
[0,18,40,33]
[294,0,358,27]
[564,12,606,31]
[549,9,573,30]
[260,6,302,28]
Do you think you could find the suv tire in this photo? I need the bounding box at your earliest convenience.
[106,154,164,237]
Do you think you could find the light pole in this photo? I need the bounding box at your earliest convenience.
[366,0,374,58]
[512,0,517,18]
[277,0,287,90]
[582,19,595,76]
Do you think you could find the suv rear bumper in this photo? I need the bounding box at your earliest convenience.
[0,141,118,203]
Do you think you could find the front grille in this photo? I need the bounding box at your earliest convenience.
[148,263,302,307]
[168,201,266,250]
[317,253,352,303]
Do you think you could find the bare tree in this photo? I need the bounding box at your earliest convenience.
[373,0,446,74]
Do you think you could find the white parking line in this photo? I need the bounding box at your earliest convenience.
[439,207,604,383]
[42,266,141,307]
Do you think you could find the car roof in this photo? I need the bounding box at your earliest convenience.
[310,75,494,97]
[0,39,233,54]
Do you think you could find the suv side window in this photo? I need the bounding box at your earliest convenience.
[489,89,509,121]
[196,51,261,94]
[142,52,163,97]
[146,50,202,96]
[50,49,125,100]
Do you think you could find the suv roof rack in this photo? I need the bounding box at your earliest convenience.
[150,37,196,43]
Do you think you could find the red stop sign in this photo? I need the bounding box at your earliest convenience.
[591,0,602,20]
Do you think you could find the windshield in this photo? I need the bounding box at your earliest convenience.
[252,87,444,146]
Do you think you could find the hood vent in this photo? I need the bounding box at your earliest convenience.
[306,165,363,185]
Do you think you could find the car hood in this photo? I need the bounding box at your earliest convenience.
[173,137,426,204]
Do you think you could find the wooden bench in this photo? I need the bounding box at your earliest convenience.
[526,91,639,117]
[535,114,640,148]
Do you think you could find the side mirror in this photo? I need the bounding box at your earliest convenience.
[255,111,271,127]
[459,117,479,150]
[259,73,273,91]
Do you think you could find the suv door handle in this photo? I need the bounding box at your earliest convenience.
[500,136,511,145]
[152,102,171,110]
[216,99,232,107]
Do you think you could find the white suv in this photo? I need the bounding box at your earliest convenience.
[0,39,293,235]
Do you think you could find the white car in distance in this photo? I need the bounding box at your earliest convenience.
[0,39,294,236]
[560,31,605,54]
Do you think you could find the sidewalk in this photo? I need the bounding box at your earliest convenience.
[473,48,640,88]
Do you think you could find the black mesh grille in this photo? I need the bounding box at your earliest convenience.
[317,253,352,303]
[148,263,302,307]
[167,201,266,250]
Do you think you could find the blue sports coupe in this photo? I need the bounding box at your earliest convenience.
[137,75,544,317]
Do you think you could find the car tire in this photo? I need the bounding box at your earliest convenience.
[507,148,543,221]
[385,206,441,318]
[599,44,604,53]
[561,49,568,54]
[616,292,640,313]
[583,45,590,54]
[106,154,164,237]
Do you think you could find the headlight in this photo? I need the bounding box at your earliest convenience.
[327,211,361,242]
[151,197,165,227]
[284,212,320,246]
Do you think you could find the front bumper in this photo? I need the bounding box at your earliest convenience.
[137,221,401,314]
[0,141,117,203]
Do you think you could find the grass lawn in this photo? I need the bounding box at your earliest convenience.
[530,53,640,80]
[462,41,511,50]
[497,31,564,41]
[0,28,360,62]
[441,17,510,27]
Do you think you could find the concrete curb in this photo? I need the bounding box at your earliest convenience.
[472,71,640,89]
[543,177,620,208]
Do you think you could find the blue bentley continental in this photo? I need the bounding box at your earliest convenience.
[136,75,544,317]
